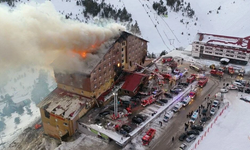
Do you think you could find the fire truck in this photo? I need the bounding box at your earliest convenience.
[160,73,172,80]
[187,74,196,83]
[198,77,208,88]
[162,56,173,63]
[189,87,198,98]
[210,69,224,77]
[141,95,156,107]
[228,67,234,75]
[142,128,156,145]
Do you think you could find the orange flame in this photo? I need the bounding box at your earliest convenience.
[72,50,87,58]
[72,43,101,58]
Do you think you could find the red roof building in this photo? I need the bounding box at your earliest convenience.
[121,73,148,96]
[192,33,250,65]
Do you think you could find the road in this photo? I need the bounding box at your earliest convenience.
[149,77,220,150]
[106,60,241,150]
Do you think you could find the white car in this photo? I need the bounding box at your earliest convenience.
[210,107,217,115]
[163,111,174,122]
[179,143,187,150]
[227,85,238,90]
[220,88,229,93]
[212,100,220,107]
[232,81,243,87]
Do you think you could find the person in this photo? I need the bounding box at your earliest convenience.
[172,136,175,142]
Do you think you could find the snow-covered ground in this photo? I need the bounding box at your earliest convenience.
[1,0,250,149]
[189,91,250,150]
[0,66,56,149]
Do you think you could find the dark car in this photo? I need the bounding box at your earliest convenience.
[186,134,196,143]
[200,116,211,123]
[99,111,110,117]
[119,129,129,137]
[186,130,199,136]
[159,98,168,103]
[179,133,188,141]
[156,100,165,106]
[191,125,203,131]
[121,125,132,133]
[245,88,250,94]
[202,109,208,115]
[135,114,146,121]
[164,93,173,98]
[238,87,244,92]
[170,88,182,94]
[132,116,143,124]
[178,82,189,87]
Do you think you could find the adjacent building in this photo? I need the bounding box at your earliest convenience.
[37,31,148,139]
[191,33,250,65]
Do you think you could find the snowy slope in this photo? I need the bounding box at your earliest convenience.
[103,0,250,53]
[0,66,56,148]
[7,0,250,53]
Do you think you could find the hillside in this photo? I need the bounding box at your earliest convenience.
[1,0,250,149]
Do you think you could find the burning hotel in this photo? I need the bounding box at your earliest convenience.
[37,31,148,139]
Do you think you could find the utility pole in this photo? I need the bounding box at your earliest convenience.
[113,92,118,118]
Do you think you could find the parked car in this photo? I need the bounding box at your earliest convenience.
[159,98,168,103]
[200,116,211,123]
[179,143,187,150]
[191,125,203,131]
[227,84,238,90]
[202,109,208,116]
[179,133,188,141]
[132,116,143,124]
[119,129,129,137]
[121,125,132,133]
[172,102,183,113]
[99,111,110,117]
[163,111,174,122]
[220,88,229,93]
[212,100,220,107]
[178,82,189,87]
[245,88,250,94]
[186,134,196,143]
[170,88,183,94]
[186,130,199,136]
[135,114,146,121]
[164,93,173,98]
[156,100,165,106]
[232,81,243,87]
[210,107,217,116]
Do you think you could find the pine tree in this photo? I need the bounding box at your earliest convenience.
[31,70,50,105]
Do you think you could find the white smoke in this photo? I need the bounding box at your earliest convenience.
[0,1,125,73]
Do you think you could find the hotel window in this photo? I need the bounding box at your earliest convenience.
[63,123,68,126]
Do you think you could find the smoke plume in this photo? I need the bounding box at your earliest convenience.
[0,2,125,73]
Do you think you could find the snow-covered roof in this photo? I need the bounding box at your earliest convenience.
[37,88,91,120]
[195,33,250,49]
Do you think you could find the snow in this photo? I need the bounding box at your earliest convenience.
[189,91,250,150]
[1,0,250,149]
[0,66,56,148]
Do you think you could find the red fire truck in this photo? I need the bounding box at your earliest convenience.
[187,74,196,83]
[198,77,208,88]
[141,96,156,107]
[210,70,224,77]
[142,128,156,145]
